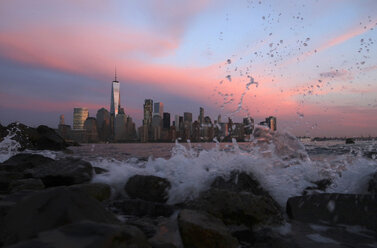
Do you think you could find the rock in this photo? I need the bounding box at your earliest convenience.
[368,172,377,194]
[286,193,377,231]
[112,198,174,217]
[187,188,283,228]
[345,138,355,144]
[4,123,67,151]
[227,224,254,244]
[302,178,332,195]
[93,166,108,174]
[125,175,171,203]
[70,183,111,202]
[9,178,45,193]
[211,171,272,197]
[0,154,93,188]
[6,221,151,248]
[0,187,120,246]
[28,157,93,187]
[149,217,182,248]
[0,154,54,173]
[178,209,239,248]
[123,216,158,238]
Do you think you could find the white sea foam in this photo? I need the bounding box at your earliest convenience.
[91,128,377,207]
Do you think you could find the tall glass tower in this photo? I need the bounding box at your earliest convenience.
[110,70,120,116]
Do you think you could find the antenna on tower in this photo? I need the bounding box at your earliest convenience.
[114,66,117,81]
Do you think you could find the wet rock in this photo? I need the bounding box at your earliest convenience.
[0,154,54,173]
[69,183,111,202]
[149,217,182,248]
[93,166,108,174]
[112,198,174,217]
[368,172,377,194]
[286,193,377,231]
[125,175,171,203]
[211,171,272,197]
[227,224,254,244]
[9,178,45,193]
[1,154,93,188]
[178,209,239,248]
[4,123,67,151]
[6,221,151,248]
[187,188,283,228]
[345,138,355,144]
[0,187,119,246]
[302,178,332,195]
[28,157,93,187]
[123,216,158,238]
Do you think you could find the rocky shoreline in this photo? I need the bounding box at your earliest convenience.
[0,123,376,247]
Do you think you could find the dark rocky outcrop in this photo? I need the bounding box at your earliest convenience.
[178,209,239,248]
[345,138,355,144]
[125,175,171,203]
[112,198,174,217]
[69,183,112,202]
[368,172,377,194]
[0,187,119,246]
[186,171,283,228]
[0,154,93,190]
[2,123,67,151]
[286,193,377,231]
[187,188,283,228]
[6,221,151,248]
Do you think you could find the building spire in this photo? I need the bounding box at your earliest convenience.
[114,66,117,81]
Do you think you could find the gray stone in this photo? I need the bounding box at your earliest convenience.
[69,183,111,202]
[187,188,283,228]
[178,209,239,248]
[286,193,377,231]
[3,123,67,151]
[0,187,119,246]
[0,154,93,188]
[9,178,45,193]
[112,198,174,217]
[6,221,151,248]
[125,175,171,203]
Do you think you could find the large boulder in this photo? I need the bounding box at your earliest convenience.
[187,188,283,228]
[0,154,93,189]
[178,209,239,248]
[286,193,377,231]
[186,171,283,228]
[3,123,67,151]
[125,175,171,203]
[6,221,151,248]
[27,157,93,187]
[69,183,111,202]
[0,187,120,246]
[112,199,174,217]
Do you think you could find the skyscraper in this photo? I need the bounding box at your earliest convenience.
[110,71,121,116]
[163,112,170,129]
[153,102,164,117]
[73,108,88,130]
[143,99,153,126]
[199,107,204,125]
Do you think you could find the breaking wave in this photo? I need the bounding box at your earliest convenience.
[1,126,376,207]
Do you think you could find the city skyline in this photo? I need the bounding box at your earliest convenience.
[0,0,376,137]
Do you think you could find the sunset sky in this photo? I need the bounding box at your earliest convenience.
[0,0,376,137]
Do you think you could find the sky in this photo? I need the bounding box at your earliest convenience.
[0,0,376,137]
